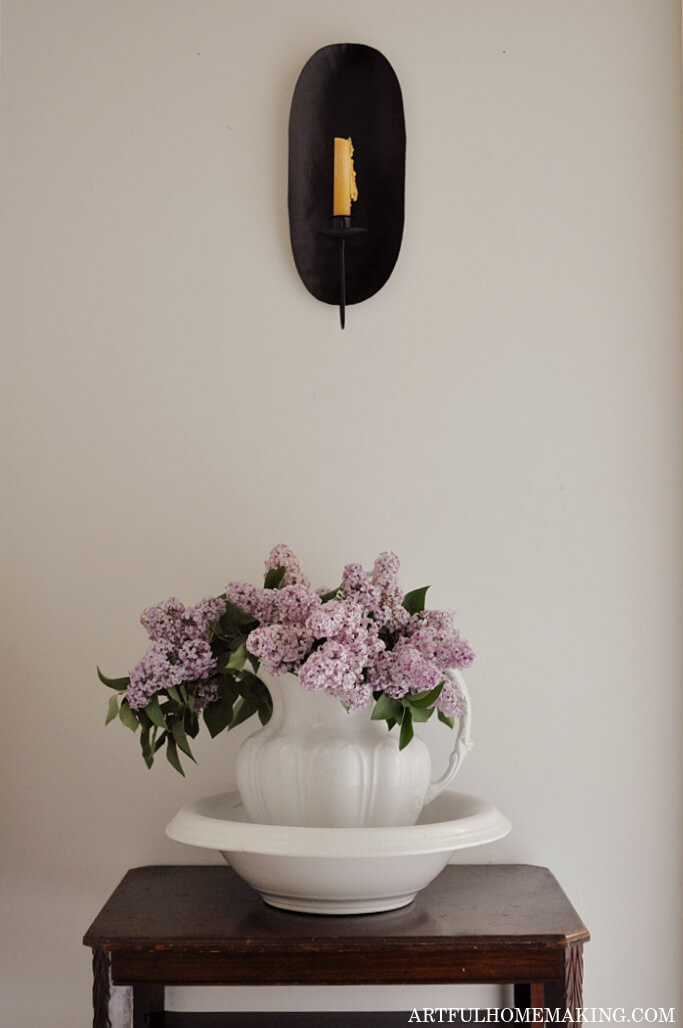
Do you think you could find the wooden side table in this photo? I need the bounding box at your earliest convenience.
[83,864,589,1028]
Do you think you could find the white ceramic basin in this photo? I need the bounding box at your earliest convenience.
[165,790,510,915]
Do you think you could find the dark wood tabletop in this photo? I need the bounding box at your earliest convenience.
[84,864,589,1027]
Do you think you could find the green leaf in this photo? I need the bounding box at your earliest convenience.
[227,642,247,671]
[257,700,272,726]
[140,724,154,768]
[240,669,270,696]
[105,694,120,725]
[145,695,167,730]
[166,685,182,703]
[217,650,235,674]
[402,586,430,615]
[408,682,444,708]
[255,684,273,724]
[217,644,248,674]
[263,566,285,590]
[237,670,273,726]
[203,696,234,738]
[118,699,139,733]
[222,671,243,700]
[230,695,260,729]
[438,710,455,729]
[264,566,286,589]
[319,585,341,603]
[219,601,258,638]
[184,709,200,738]
[137,709,152,730]
[409,704,434,723]
[238,669,263,691]
[399,707,414,750]
[165,736,185,776]
[371,693,404,724]
[170,720,197,762]
[97,667,130,691]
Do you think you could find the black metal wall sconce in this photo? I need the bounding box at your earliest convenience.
[288,43,406,328]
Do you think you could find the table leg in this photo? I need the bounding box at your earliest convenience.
[515,982,547,1019]
[515,943,584,1028]
[91,950,110,1028]
[544,943,584,1026]
[132,983,164,1027]
[91,950,133,1028]
[514,984,531,1009]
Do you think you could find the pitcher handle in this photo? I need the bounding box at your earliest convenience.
[423,669,473,806]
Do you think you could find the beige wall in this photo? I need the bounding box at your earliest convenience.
[1,1,681,1023]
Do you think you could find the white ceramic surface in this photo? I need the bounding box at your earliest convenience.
[165,789,510,914]
[235,668,473,829]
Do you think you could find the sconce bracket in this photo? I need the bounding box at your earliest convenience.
[288,43,406,313]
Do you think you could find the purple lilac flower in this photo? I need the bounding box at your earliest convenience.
[246,623,314,675]
[408,625,456,669]
[126,634,218,712]
[140,598,188,645]
[305,598,385,683]
[276,584,321,625]
[127,594,223,711]
[340,617,385,664]
[371,551,403,606]
[430,614,473,670]
[298,640,372,709]
[140,596,226,645]
[176,638,215,681]
[340,679,374,709]
[126,641,184,710]
[341,563,381,611]
[348,551,409,633]
[331,671,374,710]
[419,610,454,634]
[408,612,475,671]
[398,644,443,693]
[366,643,442,699]
[122,546,473,731]
[226,581,321,630]
[375,602,412,633]
[364,650,405,698]
[451,638,475,668]
[306,598,364,640]
[437,676,467,719]
[224,581,261,615]
[298,640,359,693]
[191,596,227,632]
[225,581,279,625]
[264,544,310,587]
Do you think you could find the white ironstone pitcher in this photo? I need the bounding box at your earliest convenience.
[236,667,473,828]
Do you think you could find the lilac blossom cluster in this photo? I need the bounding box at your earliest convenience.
[226,545,473,718]
[126,596,226,712]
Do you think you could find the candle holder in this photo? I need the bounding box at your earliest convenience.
[288,43,405,329]
[319,216,367,329]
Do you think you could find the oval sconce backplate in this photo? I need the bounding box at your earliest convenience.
[288,43,406,325]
